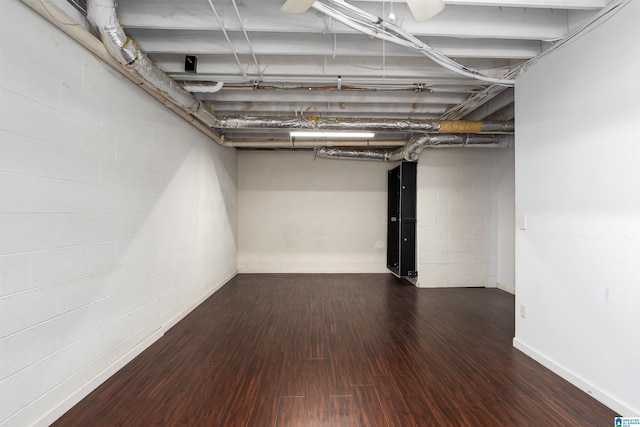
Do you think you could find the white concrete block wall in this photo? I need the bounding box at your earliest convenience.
[416,149,509,288]
[238,151,390,273]
[0,2,238,425]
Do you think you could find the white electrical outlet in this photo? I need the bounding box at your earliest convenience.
[520,304,526,319]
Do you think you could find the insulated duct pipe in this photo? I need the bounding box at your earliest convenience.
[315,147,391,161]
[315,134,513,162]
[216,117,514,133]
[87,0,227,144]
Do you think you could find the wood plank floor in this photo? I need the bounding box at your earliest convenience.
[53,273,616,426]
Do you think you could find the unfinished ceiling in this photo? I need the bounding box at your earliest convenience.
[68,0,615,147]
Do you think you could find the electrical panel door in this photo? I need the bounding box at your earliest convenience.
[387,162,417,278]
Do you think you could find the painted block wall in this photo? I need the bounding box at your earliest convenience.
[495,149,515,294]
[238,151,390,273]
[416,149,513,288]
[0,2,238,426]
[514,1,639,415]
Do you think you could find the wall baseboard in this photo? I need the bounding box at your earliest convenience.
[238,265,389,274]
[163,271,238,332]
[513,338,639,416]
[496,282,515,294]
[34,328,164,427]
[35,272,237,427]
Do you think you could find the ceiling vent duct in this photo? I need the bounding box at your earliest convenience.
[315,134,513,162]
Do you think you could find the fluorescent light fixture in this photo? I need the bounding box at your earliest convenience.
[290,131,375,139]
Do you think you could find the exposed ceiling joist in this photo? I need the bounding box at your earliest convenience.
[351,0,608,9]
[118,3,572,41]
[128,30,544,59]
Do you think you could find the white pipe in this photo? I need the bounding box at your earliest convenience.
[183,81,225,93]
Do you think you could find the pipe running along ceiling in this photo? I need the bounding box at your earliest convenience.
[315,134,513,162]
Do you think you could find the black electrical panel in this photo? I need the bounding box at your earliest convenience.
[387,162,417,278]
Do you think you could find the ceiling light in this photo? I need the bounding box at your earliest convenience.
[389,0,396,22]
[281,0,315,14]
[406,0,445,22]
[281,0,445,22]
[290,131,375,138]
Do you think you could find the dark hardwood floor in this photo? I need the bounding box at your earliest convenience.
[53,274,616,426]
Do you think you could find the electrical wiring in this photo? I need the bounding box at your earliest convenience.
[515,0,631,77]
[312,0,632,89]
[311,1,516,87]
[230,0,263,79]
[440,0,631,120]
[206,0,247,80]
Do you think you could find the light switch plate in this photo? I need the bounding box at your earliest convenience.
[518,215,527,230]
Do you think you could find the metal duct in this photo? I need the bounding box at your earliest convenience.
[314,147,391,161]
[216,117,514,133]
[86,0,226,144]
[387,134,511,162]
[315,134,513,162]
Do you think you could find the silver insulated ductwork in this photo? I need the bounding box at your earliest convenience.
[86,0,225,143]
[315,134,513,162]
[215,117,514,133]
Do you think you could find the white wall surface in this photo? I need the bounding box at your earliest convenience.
[0,2,238,425]
[514,1,639,415]
[416,149,513,288]
[238,151,390,273]
[495,149,515,293]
